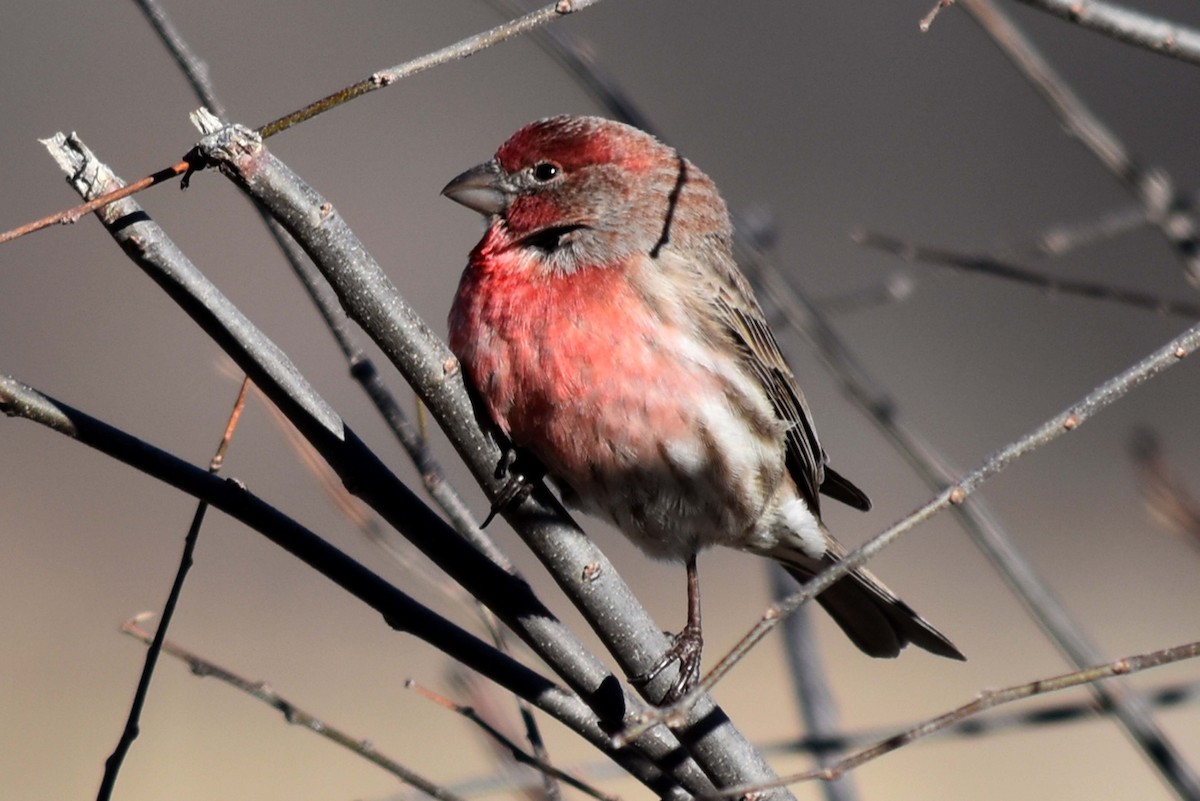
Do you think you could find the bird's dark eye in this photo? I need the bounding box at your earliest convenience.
[531,162,560,182]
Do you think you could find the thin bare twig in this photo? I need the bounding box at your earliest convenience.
[0,160,191,245]
[995,202,1153,262]
[961,0,1200,285]
[726,211,908,317]
[744,238,1200,799]
[923,0,1200,64]
[135,0,505,570]
[257,0,599,138]
[130,0,226,120]
[121,615,467,801]
[408,679,616,801]
[448,670,563,801]
[615,316,1200,745]
[854,228,1200,318]
[404,677,1200,799]
[919,0,957,32]
[191,120,784,796]
[516,697,564,801]
[0,0,601,246]
[482,0,659,136]
[1010,0,1200,68]
[705,640,1200,798]
[766,678,1200,755]
[816,272,914,316]
[96,378,250,801]
[42,131,719,798]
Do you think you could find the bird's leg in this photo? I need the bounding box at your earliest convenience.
[634,555,704,704]
[481,444,544,528]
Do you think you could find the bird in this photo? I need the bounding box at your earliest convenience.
[441,115,963,699]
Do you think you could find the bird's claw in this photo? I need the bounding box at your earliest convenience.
[481,446,543,528]
[632,623,704,705]
[481,472,534,528]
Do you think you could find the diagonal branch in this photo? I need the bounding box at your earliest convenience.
[38,132,715,798]
[121,615,466,801]
[742,238,1200,799]
[132,0,509,575]
[0,374,607,753]
[130,0,227,120]
[96,378,250,801]
[189,117,790,797]
[408,679,617,801]
[616,309,1200,744]
[854,228,1200,318]
[257,0,601,138]
[0,0,602,245]
[1009,0,1200,68]
[961,0,1200,285]
[706,639,1200,798]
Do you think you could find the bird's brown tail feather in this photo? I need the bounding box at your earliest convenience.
[769,548,964,661]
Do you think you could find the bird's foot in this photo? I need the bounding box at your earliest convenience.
[481,446,543,528]
[632,622,704,705]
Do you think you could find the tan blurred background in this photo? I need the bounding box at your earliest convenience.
[3,1,1200,799]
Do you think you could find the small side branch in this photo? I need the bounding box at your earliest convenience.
[706,640,1200,798]
[961,0,1200,284]
[121,616,467,801]
[854,229,1200,318]
[616,317,1200,743]
[191,118,784,796]
[0,373,665,784]
[257,0,601,138]
[1010,0,1200,68]
[96,378,250,801]
[39,130,717,797]
[0,0,602,245]
[408,679,617,801]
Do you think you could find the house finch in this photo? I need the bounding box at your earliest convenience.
[443,115,963,697]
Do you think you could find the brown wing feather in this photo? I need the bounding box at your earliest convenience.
[713,295,824,507]
[701,254,870,516]
[650,155,868,516]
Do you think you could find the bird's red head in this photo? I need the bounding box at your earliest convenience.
[494,116,659,177]
[443,115,730,274]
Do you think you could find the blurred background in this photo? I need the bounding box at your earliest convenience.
[2,1,1200,799]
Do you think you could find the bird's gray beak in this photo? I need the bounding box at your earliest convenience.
[441,159,509,216]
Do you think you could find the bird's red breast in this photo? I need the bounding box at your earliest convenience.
[449,228,705,484]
